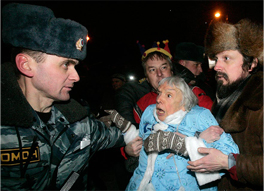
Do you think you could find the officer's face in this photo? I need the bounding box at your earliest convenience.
[181,60,203,76]
[145,56,173,91]
[32,54,80,102]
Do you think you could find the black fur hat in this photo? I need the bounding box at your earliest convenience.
[112,73,126,82]
[2,3,88,60]
[174,42,205,63]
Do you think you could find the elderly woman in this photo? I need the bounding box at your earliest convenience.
[124,76,239,191]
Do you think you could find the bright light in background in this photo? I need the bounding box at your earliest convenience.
[86,35,90,42]
[129,75,135,81]
[215,12,221,18]
[208,58,216,69]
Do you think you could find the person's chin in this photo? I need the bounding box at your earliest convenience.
[58,94,71,102]
[217,78,227,85]
[157,114,166,121]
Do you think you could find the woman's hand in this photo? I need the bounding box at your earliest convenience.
[200,126,224,143]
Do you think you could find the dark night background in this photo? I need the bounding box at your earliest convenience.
[1,0,263,112]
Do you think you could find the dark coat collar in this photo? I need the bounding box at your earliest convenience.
[220,71,263,132]
[1,62,88,128]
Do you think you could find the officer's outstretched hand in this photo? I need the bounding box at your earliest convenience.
[99,114,112,128]
[144,130,188,157]
[100,110,131,133]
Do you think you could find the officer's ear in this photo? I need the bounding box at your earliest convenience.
[15,53,34,77]
[178,60,185,66]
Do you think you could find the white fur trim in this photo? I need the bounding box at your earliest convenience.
[138,152,158,191]
[153,123,167,131]
[185,137,221,186]
[145,182,155,191]
[124,125,139,144]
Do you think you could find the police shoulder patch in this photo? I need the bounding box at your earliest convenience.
[1,146,40,166]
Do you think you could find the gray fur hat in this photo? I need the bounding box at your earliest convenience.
[205,19,263,65]
[2,3,88,60]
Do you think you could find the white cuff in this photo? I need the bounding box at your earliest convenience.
[123,124,139,144]
[185,136,221,186]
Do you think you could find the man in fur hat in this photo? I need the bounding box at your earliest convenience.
[1,3,133,190]
[186,19,263,190]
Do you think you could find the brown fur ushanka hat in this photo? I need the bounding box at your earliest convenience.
[205,19,263,65]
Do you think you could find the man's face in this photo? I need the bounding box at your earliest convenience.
[156,82,185,121]
[213,50,250,98]
[145,56,173,90]
[214,50,249,85]
[32,54,80,102]
[112,78,124,90]
[180,60,203,76]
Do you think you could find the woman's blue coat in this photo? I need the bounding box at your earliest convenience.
[126,104,239,191]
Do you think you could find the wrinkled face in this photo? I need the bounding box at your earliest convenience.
[213,50,249,86]
[32,54,80,102]
[156,82,185,121]
[112,78,124,90]
[145,56,173,90]
[181,60,203,76]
